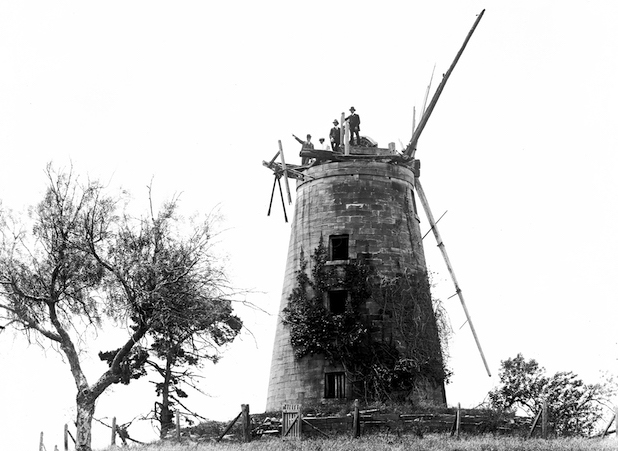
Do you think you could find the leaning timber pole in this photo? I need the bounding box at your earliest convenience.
[278,140,292,204]
[415,178,492,377]
[405,9,485,159]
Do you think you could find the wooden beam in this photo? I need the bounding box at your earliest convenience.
[415,178,491,377]
[268,151,280,166]
[344,116,350,155]
[278,140,292,204]
[263,159,309,181]
[216,411,243,442]
[422,64,436,117]
[241,404,251,443]
[450,403,461,438]
[340,112,345,154]
[404,10,485,158]
[111,417,116,446]
[299,149,405,162]
[277,177,288,223]
[302,419,330,438]
[601,413,615,437]
[299,149,345,161]
[352,399,361,438]
[527,409,542,439]
[541,399,548,439]
[267,176,277,217]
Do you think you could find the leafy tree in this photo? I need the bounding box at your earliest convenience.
[97,201,244,438]
[489,353,616,436]
[0,165,240,451]
[145,263,243,438]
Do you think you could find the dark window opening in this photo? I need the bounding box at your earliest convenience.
[411,189,418,215]
[325,372,346,399]
[330,235,349,260]
[328,290,347,314]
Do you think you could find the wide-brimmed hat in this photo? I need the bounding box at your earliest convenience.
[333,119,339,125]
[350,106,356,112]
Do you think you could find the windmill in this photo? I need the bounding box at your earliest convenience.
[263,10,488,410]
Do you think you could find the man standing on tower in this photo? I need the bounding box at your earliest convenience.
[346,106,360,145]
[330,119,341,152]
[293,133,314,164]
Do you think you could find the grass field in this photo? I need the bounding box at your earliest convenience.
[102,434,617,451]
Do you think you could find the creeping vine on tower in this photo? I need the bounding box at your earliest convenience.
[282,236,451,403]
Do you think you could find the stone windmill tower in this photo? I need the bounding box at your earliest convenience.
[263,11,487,412]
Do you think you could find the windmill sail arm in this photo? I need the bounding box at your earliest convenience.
[278,140,293,204]
[404,9,485,158]
[415,178,492,377]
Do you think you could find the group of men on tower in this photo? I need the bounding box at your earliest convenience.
[293,106,361,162]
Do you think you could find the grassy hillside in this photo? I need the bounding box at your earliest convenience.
[101,434,617,451]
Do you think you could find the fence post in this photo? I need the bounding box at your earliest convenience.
[293,402,304,440]
[111,416,116,446]
[175,410,181,442]
[241,404,251,443]
[64,424,68,451]
[455,402,461,438]
[339,112,345,153]
[541,399,548,439]
[352,399,360,438]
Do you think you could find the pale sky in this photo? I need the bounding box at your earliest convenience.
[1,1,618,449]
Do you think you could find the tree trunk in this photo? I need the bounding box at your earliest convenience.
[75,390,96,451]
[159,350,174,439]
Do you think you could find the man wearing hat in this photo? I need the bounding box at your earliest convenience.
[293,133,314,165]
[329,119,341,152]
[346,106,361,146]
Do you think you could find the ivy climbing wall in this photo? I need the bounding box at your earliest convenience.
[266,156,446,411]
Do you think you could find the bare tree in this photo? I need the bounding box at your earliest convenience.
[0,165,238,451]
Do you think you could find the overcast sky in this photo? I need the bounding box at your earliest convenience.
[1,1,617,449]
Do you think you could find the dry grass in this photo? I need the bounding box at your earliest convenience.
[101,434,617,451]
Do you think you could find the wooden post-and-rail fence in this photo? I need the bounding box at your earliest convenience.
[38,428,74,451]
[277,400,467,441]
[271,400,618,441]
[40,414,146,451]
[38,402,618,447]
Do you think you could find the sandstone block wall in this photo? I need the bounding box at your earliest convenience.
[266,159,445,411]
